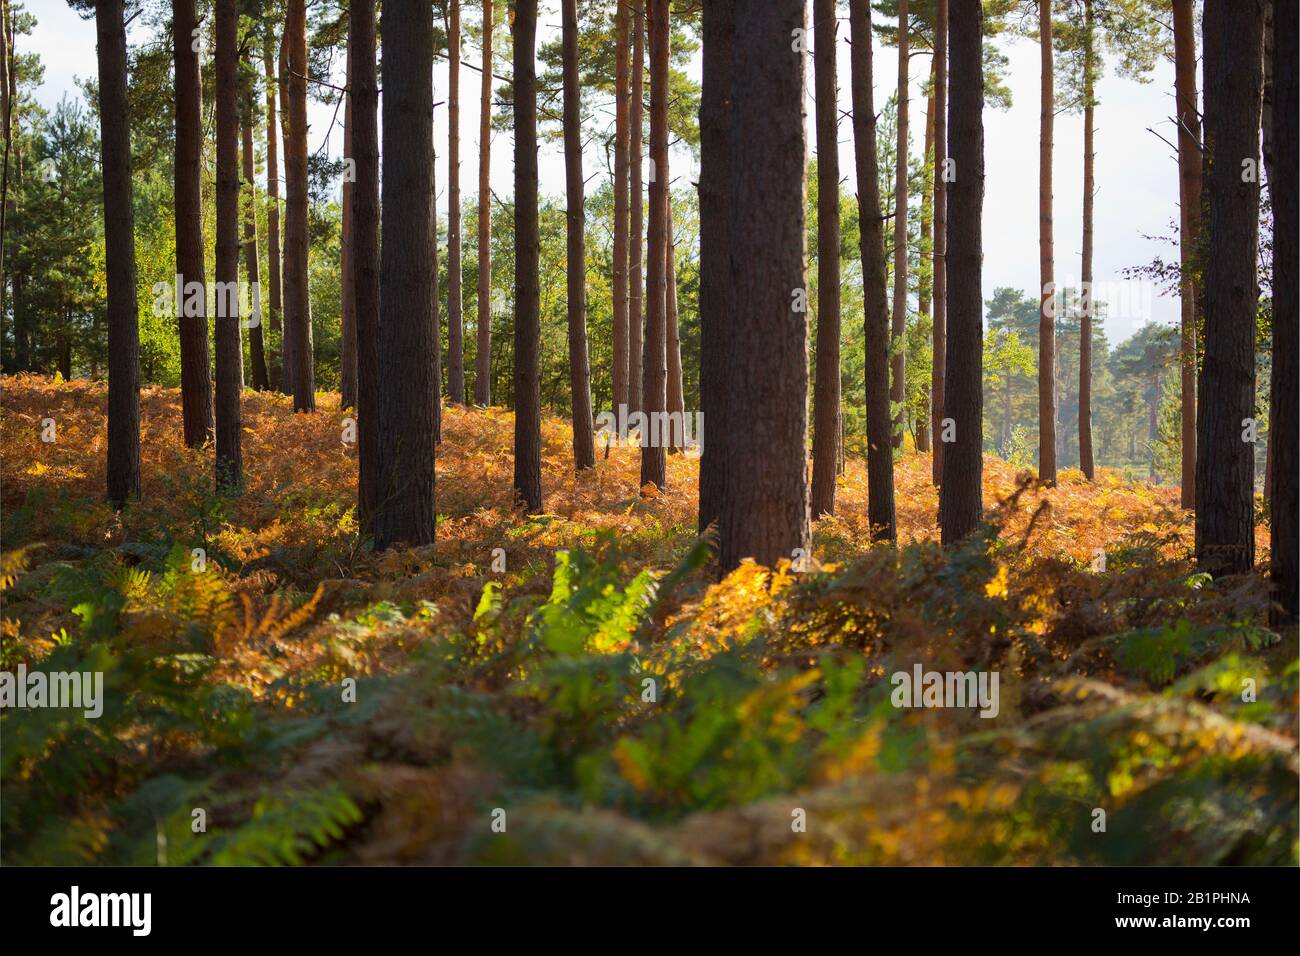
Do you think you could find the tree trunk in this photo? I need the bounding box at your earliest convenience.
[432,114,442,445]
[640,0,668,491]
[242,67,270,392]
[612,0,631,413]
[340,32,357,408]
[562,0,595,471]
[697,0,732,536]
[374,0,437,549]
[172,0,214,447]
[916,74,935,454]
[3,3,17,374]
[1037,0,1057,483]
[1173,0,1201,508]
[939,0,984,546]
[214,0,243,490]
[890,0,909,450]
[278,25,296,397]
[351,0,380,535]
[719,0,810,571]
[264,31,285,394]
[628,5,644,415]
[447,0,465,405]
[1078,0,1095,480]
[665,201,684,450]
[0,0,10,348]
[512,0,543,513]
[810,0,841,517]
[932,0,947,486]
[285,0,314,411]
[475,0,494,405]
[850,0,896,541]
[1195,0,1261,578]
[1269,0,1297,623]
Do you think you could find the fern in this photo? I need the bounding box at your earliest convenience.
[205,787,362,866]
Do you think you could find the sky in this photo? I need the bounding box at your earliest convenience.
[23,0,1184,344]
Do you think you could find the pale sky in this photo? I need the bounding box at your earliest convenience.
[24,0,1183,344]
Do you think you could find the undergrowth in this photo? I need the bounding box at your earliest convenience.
[1,376,1294,865]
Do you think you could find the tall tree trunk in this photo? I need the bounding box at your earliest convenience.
[475,0,494,405]
[810,0,841,517]
[850,0,896,541]
[628,5,645,415]
[1269,0,1297,623]
[512,0,543,512]
[890,0,909,450]
[1078,0,1095,480]
[278,25,296,396]
[939,0,984,546]
[916,74,935,454]
[97,0,140,505]
[264,31,285,394]
[719,0,810,571]
[6,11,21,373]
[447,0,465,404]
[665,201,684,450]
[932,0,947,486]
[351,0,380,535]
[242,68,269,392]
[0,0,10,349]
[214,0,243,490]
[285,0,314,411]
[1173,0,1200,508]
[1037,0,1057,483]
[432,111,442,445]
[340,32,357,408]
[641,0,669,491]
[173,0,214,447]
[1195,0,1261,577]
[562,0,595,471]
[612,0,631,413]
[697,0,732,536]
[374,0,437,549]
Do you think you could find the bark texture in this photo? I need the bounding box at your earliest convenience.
[1195,0,1262,578]
[97,0,141,505]
[850,0,896,540]
[562,0,595,471]
[172,0,213,447]
[810,0,841,518]
[640,0,668,491]
[719,0,810,571]
[512,0,543,513]
[351,0,380,534]
[939,0,984,546]
[374,0,438,549]
[697,0,733,537]
[214,0,243,489]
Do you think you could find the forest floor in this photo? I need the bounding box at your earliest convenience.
[1,374,1295,865]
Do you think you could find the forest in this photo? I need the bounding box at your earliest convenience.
[0,0,1295,870]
